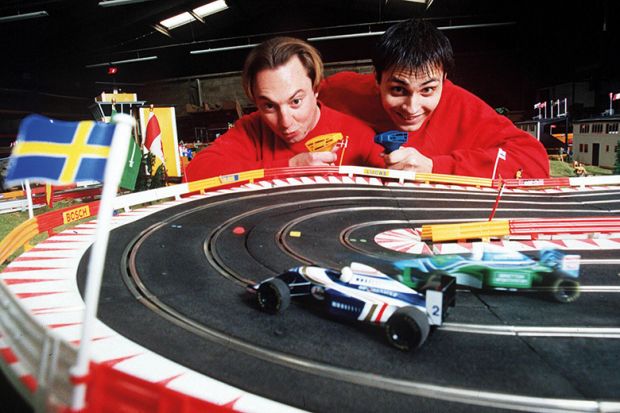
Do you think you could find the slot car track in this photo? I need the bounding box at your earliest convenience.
[78,183,620,413]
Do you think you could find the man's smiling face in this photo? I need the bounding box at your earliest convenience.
[378,65,444,132]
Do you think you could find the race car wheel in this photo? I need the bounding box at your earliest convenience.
[257,279,291,314]
[385,307,430,351]
[548,277,580,303]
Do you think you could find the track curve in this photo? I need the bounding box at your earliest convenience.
[78,182,620,412]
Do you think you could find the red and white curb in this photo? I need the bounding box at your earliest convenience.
[374,228,432,254]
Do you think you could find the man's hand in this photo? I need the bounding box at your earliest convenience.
[289,151,338,167]
[382,147,433,172]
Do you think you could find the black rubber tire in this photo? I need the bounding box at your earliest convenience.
[257,278,291,314]
[548,277,580,303]
[385,306,430,351]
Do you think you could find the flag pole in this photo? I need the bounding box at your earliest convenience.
[338,136,349,166]
[70,114,133,412]
[24,179,34,219]
[491,157,500,180]
[488,178,505,221]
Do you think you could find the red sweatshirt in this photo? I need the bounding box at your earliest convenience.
[186,102,383,180]
[320,72,550,179]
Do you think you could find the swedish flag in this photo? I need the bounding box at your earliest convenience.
[6,114,116,186]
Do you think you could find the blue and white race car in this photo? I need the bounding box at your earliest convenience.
[248,262,455,351]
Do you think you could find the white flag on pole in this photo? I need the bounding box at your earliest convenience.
[492,148,507,180]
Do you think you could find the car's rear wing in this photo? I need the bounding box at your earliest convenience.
[559,254,580,278]
[424,275,456,325]
[539,249,581,278]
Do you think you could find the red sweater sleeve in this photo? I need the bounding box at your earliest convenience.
[185,113,288,181]
[422,82,549,179]
[320,72,394,132]
[318,104,385,168]
[185,104,385,181]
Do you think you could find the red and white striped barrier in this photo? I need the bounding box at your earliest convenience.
[509,217,620,238]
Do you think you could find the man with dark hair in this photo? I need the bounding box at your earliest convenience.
[186,37,382,180]
[320,19,549,178]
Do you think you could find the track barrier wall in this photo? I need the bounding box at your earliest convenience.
[509,217,620,238]
[85,362,232,413]
[421,220,511,242]
[1,167,620,412]
[0,185,102,214]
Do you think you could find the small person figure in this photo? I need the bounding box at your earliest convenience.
[515,168,523,179]
[574,162,586,177]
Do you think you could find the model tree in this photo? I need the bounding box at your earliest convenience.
[135,152,165,191]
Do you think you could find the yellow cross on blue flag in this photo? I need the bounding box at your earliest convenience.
[6,114,115,186]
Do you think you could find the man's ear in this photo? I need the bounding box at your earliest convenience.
[373,69,381,85]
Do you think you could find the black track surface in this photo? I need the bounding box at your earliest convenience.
[78,184,620,412]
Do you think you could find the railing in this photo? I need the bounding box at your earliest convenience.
[421,220,510,242]
[0,185,101,214]
[422,216,620,242]
[509,217,620,238]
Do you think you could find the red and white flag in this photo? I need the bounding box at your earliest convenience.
[534,101,547,109]
[144,111,165,163]
[611,92,620,101]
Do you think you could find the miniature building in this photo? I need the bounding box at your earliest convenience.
[572,115,620,168]
[515,118,570,155]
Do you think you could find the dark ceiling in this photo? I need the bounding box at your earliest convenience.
[1,0,618,111]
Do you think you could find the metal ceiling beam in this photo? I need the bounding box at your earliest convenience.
[0,10,48,23]
[98,0,157,7]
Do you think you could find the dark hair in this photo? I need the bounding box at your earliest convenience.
[373,19,454,83]
[242,36,323,101]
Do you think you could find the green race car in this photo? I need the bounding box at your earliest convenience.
[394,244,581,303]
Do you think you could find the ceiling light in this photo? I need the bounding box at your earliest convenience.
[160,11,195,29]
[0,11,48,23]
[189,11,205,24]
[193,0,228,18]
[85,56,158,68]
[190,44,257,55]
[98,0,155,7]
[152,24,172,38]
